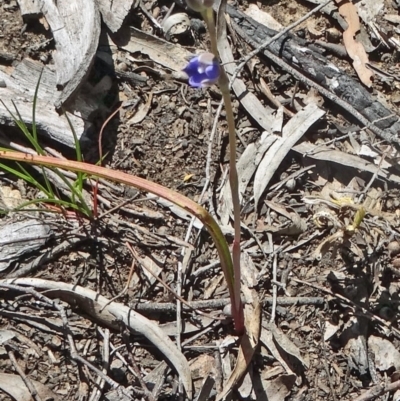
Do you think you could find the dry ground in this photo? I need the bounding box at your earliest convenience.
[1,0,400,400]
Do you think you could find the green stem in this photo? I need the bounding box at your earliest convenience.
[203,8,244,333]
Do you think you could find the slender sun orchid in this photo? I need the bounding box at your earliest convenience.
[183,52,221,88]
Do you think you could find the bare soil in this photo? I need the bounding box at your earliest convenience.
[1,0,400,400]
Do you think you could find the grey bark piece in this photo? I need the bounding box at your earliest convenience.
[95,0,139,33]
[17,0,101,109]
[224,5,400,144]
[0,59,96,147]
[0,218,53,272]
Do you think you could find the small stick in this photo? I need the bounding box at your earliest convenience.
[100,255,136,311]
[7,346,43,401]
[123,332,157,401]
[353,379,400,401]
[270,253,278,323]
[130,296,326,313]
[258,77,294,117]
[88,328,110,401]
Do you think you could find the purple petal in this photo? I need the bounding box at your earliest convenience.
[205,64,219,80]
[188,73,204,87]
[183,53,220,88]
[183,57,200,75]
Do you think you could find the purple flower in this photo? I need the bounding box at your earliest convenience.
[183,53,220,88]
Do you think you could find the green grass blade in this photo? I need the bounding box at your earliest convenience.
[31,68,44,144]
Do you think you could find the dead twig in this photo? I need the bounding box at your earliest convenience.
[88,328,111,401]
[353,379,400,401]
[123,331,157,401]
[270,253,278,323]
[130,296,326,313]
[6,345,43,401]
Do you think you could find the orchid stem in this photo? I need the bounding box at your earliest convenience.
[202,8,218,58]
[203,7,244,333]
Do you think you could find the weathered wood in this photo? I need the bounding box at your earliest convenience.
[17,0,101,109]
[0,218,52,272]
[95,0,139,33]
[0,59,97,147]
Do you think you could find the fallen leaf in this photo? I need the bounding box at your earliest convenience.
[0,373,60,401]
[254,104,325,206]
[183,173,194,182]
[127,93,153,125]
[335,0,373,87]
[264,322,309,370]
[244,5,283,31]
[368,335,400,371]
[216,300,261,400]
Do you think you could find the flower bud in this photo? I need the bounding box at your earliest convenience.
[183,52,220,88]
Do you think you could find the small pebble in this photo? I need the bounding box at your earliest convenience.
[110,359,126,382]
[223,304,232,317]
[117,62,128,71]
[285,178,296,191]
[157,226,169,235]
[388,241,400,257]
[326,27,341,43]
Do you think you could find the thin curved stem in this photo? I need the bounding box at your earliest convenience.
[202,9,244,333]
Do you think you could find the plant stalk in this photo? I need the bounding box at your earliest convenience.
[203,8,244,333]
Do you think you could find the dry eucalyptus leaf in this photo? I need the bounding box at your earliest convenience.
[335,0,373,87]
[240,250,259,288]
[264,322,309,369]
[324,321,340,341]
[127,93,153,125]
[368,335,400,371]
[0,329,16,345]
[254,103,325,206]
[121,27,192,72]
[216,301,261,401]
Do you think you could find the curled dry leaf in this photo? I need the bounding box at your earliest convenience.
[335,0,373,87]
[162,13,191,40]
